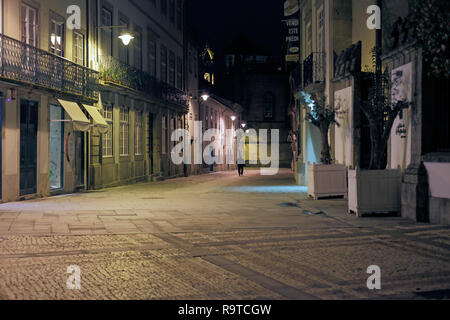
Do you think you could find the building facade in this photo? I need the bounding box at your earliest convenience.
[92,0,188,189]
[290,0,450,224]
[220,35,292,168]
[0,0,99,202]
[0,0,189,203]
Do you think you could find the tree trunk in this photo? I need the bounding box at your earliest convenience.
[320,123,331,165]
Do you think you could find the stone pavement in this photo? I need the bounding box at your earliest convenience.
[0,169,449,299]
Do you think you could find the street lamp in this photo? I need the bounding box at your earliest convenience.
[118,33,134,46]
[201,94,210,101]
[241,122,247,129]
[231,116,236,121]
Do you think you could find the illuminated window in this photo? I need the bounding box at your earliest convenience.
[50,19,64,57]
[135,111,143,155]
[120,107,129,156]
[102,105,113,157]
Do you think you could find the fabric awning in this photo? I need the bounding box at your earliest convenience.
[82,104,109,134]
[57,99,90,132]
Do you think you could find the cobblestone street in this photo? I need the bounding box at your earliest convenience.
[0,169,449,300]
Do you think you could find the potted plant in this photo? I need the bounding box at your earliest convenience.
[301,91,347,200]
[348,50,410,216]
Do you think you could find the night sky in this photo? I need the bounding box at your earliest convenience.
[186,0,286,63]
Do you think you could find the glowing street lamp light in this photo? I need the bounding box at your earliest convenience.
[118,33,134,46]
[241,123,247,129]
[231,116,236,121]
[201,94,210,101]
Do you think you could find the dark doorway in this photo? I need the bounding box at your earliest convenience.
[20,99,38,196]
[148,113,154,174]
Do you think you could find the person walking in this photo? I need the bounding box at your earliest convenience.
[237,153,245,176]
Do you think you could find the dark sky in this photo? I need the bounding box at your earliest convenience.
[186,0,286,62]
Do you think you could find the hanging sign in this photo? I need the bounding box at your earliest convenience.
[283,0,300,62]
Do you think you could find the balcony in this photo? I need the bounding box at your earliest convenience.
[0,34,98,101]
[99,56,189,108]
[303,52,326,88]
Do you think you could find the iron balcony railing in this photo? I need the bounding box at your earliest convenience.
[99,55,189,108]
[0,33,99,100]
[303,52,326,88]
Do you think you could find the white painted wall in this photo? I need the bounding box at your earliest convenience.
[389,63,412,170]
[334,86,353,166]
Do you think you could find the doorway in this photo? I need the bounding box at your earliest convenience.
[20,99,38,196]
[49,105,64,190]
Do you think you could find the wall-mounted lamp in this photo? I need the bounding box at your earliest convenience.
[231,116,236,121]
[118,33,134,46]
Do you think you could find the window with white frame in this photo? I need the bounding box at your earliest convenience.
[21,3,38,47]
[120,107,129,156]
[50,19,64,57]
[135,110,143,155]
[102,105,113,157]
[73,32,84,65]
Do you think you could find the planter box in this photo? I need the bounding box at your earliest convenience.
[348,168,401,216]
[307,162,347,199]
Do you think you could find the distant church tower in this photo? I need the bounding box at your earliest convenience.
[200,43,215,89]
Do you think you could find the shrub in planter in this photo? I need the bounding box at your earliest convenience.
[301,91,347,199]
[349,50,410,216]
